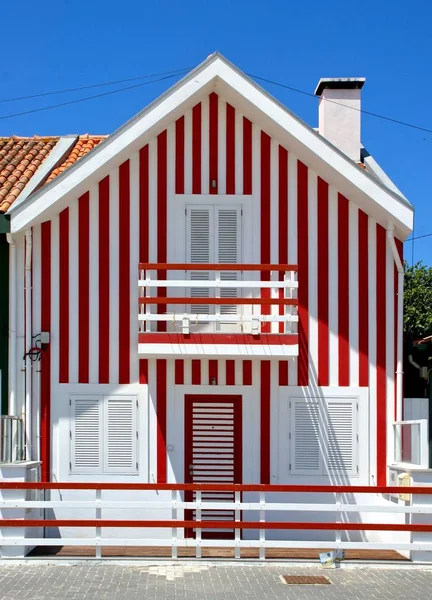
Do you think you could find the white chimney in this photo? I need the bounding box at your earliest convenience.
[314,78,365,162]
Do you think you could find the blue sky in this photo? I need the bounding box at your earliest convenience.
[2,1,431,264]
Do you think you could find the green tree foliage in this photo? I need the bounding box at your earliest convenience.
[404,261,432,340]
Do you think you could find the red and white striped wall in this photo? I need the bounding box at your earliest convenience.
[11,91,402,486]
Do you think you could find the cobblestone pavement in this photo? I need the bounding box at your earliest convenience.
[0,563,431,599]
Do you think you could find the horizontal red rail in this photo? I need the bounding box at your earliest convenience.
[138,297,297,306]
[2,520,432,532]
[139,263,298,272]
[0,483,431,494]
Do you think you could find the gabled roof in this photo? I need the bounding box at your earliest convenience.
[8,52,414,239]
[0,135,106,213]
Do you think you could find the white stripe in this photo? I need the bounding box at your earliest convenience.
[201,359,209,385]
[88,184,99,383]
[308,170,318,384]
[235,109,243,194]
[287,153,298,385]
[251,124,261,265]
[218,360,227,386]
[270,139,278,334]
[218,99,226,194]
[31,225,41,456]
[148,359,157,483]
[148,139,157,262]
[328,185,339,386]
[166,359,175,482]
[349,202,359,386]
[386,238,395,464]
[50,216,59,478]
[368,217,377,484]
[183,359,192,385]
[130,152,140,384]
[109,168,119,384]
[235,360,242,385]
[68,200,78,383]
[201,97,209,194]
[184,109,192,194]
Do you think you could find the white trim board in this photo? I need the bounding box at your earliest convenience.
[9,53,413,239]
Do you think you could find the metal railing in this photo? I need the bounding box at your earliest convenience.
[0,416,24,463]
[1,482,432,559]
[393,420,429,468]
[138,263,298,335]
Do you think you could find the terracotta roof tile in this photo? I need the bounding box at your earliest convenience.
[0,134,107,213]
[44,134,106,184]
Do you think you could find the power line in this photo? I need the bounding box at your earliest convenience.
[406,232,432,242]
[248,74,432,135]
[0,71,190,121]
[0,68,192,104]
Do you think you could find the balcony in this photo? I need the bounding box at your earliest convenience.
[138,263,299,358]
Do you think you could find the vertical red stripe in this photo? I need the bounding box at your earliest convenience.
[209,93,218,194]
[317,177,329,386]
[297,161,309,386]
[98,176,110,383]
[139,146,149,263]
[156,359,167,483]
[226,360,235,385]
[192,103,201,194]
[243,360,252,385]
[226,103,235,194]
[157,131,167,332]
[279,361,288,386]
[175,360,184,385]
[78,192,90,383]
[278,146,288,336]
[261,131,271,333]
[175,117,185,194]
[209,360,218,384]
[59,208,69,383]
[139,359,148,384]
[243,117,252,195]
[338,194,349,386]
[40,221,51,482]
[119,160,130,384]
[376,224,387,485]
[192,360,201,385]
[358,209,369,386]
[260,361,271,484]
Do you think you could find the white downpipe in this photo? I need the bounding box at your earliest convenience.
[6,233,16,417]
[387,225,404,422]
[24,229,32,460]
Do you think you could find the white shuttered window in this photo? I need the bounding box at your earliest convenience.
[70,395,138,474]
[290,397,358,477]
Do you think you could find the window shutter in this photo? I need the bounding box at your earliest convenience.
[71,396,102,473]
[187,207,212,314]
[291,399,321,474]
[216,207,241,316]
[104,396,138,474]
[326,399,357,476]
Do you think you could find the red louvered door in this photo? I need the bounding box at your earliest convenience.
[184,395,242,539]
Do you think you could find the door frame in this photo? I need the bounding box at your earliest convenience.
[184,394,242,539]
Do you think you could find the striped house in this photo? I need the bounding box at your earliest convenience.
[4,53,414,542]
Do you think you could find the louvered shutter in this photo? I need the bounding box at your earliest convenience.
[71,396,102,473]
[291,399,322,474]
[104,396,138,474]
[326,399,357,476]
[216,207,241,317]
[187,207,213,314]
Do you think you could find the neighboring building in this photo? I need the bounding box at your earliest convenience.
[3,54,414,543]
[0,135,106,415]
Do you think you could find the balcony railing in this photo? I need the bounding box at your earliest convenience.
[138,263,298,336]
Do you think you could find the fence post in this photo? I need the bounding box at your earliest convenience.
[196,491,202,559]
[335,492,341,548]
[171,489,178,559]
[95,489,102,559]
[259,491,266,560]
[235,491,241,559]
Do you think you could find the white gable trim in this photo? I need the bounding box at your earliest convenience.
[9,53,413,238]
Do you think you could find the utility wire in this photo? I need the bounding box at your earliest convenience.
[0,68,192,104]
[249,74,432,135]
[406,232,432,242]
[0,71,190,121]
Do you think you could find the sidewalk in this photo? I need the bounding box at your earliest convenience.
[0,563,430,599]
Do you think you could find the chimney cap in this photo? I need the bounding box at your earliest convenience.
[314,77,366,97]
